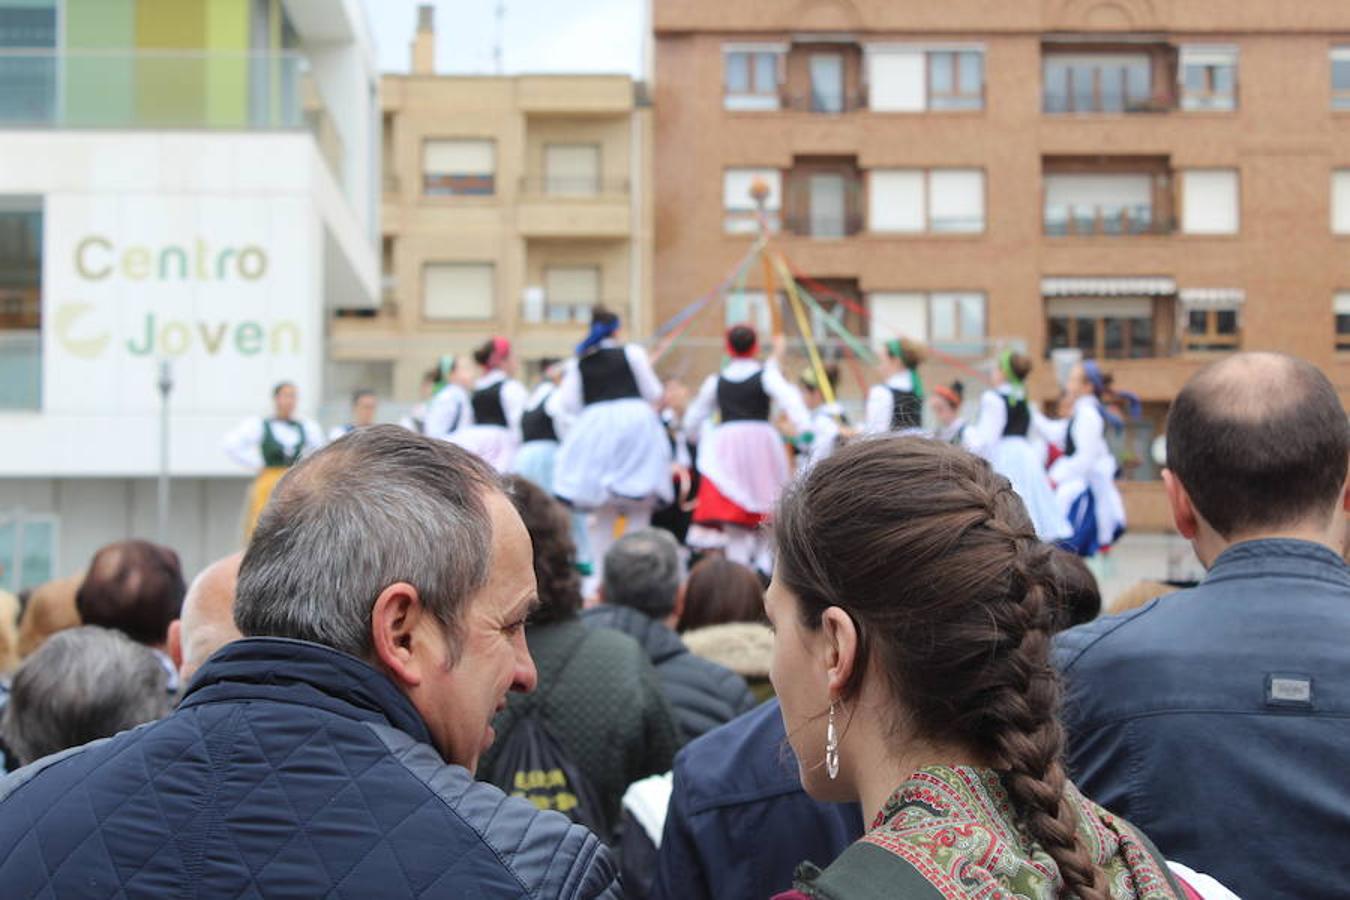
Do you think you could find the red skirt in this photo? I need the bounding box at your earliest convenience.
[692,476,766,529]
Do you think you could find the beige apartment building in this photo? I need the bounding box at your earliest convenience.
[329,8,652,404]
[653,0,1350,529]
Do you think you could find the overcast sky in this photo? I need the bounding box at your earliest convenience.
[360,0,643,76]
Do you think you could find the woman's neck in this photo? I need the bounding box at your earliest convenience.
[847,722,990,827]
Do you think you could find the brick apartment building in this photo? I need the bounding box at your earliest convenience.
[652,0,1350,527]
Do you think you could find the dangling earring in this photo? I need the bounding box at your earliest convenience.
[825,700,840,780]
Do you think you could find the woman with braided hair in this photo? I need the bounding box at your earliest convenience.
[767,438,1197,900]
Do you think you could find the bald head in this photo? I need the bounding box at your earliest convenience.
[177,553,243,681]
[1167,352,1348,538]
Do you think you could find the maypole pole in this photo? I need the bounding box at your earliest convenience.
[750,177,782,337]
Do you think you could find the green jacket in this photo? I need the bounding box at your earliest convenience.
[479,617,680,839]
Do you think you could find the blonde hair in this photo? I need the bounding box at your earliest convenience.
[0,590,19,674]
[18,573,83,659]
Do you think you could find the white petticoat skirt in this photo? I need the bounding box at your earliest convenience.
[554,398,673,510]
[696,420,791,516]
[991,437,1073,542]
[449,425,519,473]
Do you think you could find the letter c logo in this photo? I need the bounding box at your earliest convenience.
[54,303,110,359]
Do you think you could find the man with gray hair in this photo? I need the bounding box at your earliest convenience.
[0,426,619,898]
[1,626,170,767]
[583,530,754,743]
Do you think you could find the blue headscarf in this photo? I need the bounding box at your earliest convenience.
[577,316,620,355]
[1082,360,1141,432]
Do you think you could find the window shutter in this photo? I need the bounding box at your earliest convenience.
[868,170,925,232]
[424,263,494,320]
[867,49,926,112]
[1181,169,1239,234]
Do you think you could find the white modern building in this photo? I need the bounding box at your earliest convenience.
[0,0,379,589]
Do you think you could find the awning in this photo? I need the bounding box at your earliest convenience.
[1041,277,1176,297]
[1179,288,1245,309]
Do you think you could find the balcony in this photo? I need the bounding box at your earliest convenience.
[517,177,630,238]
[0,49,342,183]
[1044,205,1174,236]
[780,90,868,114]
[783,213,864,239]
[1042,48,1176,115]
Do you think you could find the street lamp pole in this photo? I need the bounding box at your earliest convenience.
[156,359,173,545]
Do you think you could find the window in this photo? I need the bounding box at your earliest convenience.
[0,512,57,593]
[1044,54,1152,113]
[724,45,783,110]
[1046,297,1157,359]
[0,197,41,411]
[725,291,775,334]
[930,292,987,353]
[1181,169,1239,234]
[929,170,984,233]
[1180,46,1237,111]
[867,291,986,354]
[1044,173,1157,235]
[1333,47,1350,110]
[1337,293,1350,351]
[423,263,494,320]
[544,266,600,324]
[544,144,600,196]
[928,50,983,110]
[807,173,848,237]
[1184,308,1240,351]
[869,169,984,234]
[809,54,845,114]
[1333,170,1350,234]
[867,47,985,112]
[868,170,926,232]
[724,168,782,234]
[422,139,495,196]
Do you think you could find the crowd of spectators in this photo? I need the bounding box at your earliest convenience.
[0,350,1343,899]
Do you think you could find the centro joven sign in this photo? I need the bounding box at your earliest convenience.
[43,194,317,418]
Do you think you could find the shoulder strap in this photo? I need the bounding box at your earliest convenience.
[803,842,945,900]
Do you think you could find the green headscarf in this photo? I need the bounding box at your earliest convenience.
[887,339,925,399]
[999,349,1026,402]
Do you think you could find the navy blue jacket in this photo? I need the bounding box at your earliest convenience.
[581,605,755,743]
[1056,539,1350,900]
[652,698,862,900]
[0,637,620,899]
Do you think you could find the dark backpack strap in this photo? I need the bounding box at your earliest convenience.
[797,842,945,900]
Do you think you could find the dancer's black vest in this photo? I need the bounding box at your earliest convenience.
[718,372,771,422]
[1003,395,1031,437]
[889,388,922,431]
[472,382,508,427]
[579,347,641,405]
[520,393,558,443]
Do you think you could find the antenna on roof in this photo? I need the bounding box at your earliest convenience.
[493,0,506,74]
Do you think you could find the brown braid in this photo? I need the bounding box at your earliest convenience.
[775,437,1109,899]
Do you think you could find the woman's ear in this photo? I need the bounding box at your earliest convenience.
[819,606,858,696]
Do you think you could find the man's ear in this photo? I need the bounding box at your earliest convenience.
[819,606,859,698]
[371,582,428,688]
[1162,469,1198,541]
[167,619,183,671]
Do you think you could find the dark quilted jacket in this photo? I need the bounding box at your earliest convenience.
[581,605,755,744]
[0,637,620,899]
[479,617,680,838]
